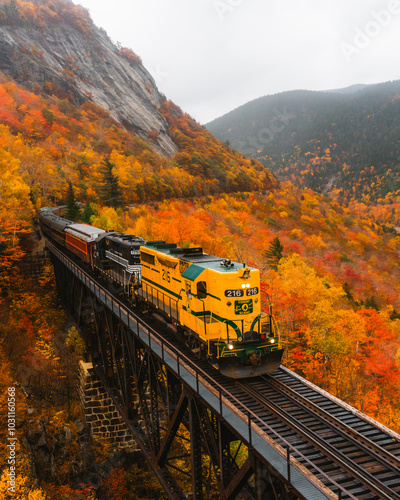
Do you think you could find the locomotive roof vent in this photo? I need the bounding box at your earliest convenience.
[170,247,203,257]
[153,243,178,250]
[146,240,166,246]
[183,247,203,256]
[120,234,144,241]
[170,248,185,255]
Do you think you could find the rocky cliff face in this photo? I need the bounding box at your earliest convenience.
[0,7,177,157]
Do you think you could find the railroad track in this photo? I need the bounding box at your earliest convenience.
[272,368,400,459]
[233,369,400,500]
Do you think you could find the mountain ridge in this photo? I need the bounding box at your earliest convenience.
[322,83,368,95]
[205,80,400,203]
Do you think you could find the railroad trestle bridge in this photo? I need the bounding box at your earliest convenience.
[47,241,400,500]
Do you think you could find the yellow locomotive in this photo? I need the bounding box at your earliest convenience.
[135,242,283,378]
[39,208,282,378]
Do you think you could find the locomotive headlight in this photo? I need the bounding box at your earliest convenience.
[269,338,275,344]
[241,284,246,289]
[246,283,250,288]
[228,344,234,350]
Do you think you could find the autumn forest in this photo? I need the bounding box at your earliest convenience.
[1,0,400,498]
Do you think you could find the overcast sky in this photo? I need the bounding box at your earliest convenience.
[74,0,400,124]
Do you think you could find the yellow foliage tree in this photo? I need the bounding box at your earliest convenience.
[0,468,46,499]
[0,136,33,260]
[90,206,124,232]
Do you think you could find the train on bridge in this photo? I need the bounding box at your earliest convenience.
[39,208,283,378]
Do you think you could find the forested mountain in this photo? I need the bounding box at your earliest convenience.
[0,0,277,225]
[206,81,400,203]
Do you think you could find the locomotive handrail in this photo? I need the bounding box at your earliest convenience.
[47,240,354,500]
[140,281,179,321]
[272,316,282,346]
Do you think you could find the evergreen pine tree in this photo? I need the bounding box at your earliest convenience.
[264,236,283,270]
[343,282,353,301]
[99,158,125,209]
[365,296,379,310]
[81,203,96,223]
[66,181,81,221]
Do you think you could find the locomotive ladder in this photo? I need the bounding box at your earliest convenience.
[46,240,400,500]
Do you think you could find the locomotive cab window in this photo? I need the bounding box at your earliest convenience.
[197,281,207,299]
[141,251,155,265]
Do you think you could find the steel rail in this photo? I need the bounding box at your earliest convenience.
[262,373,400,471]
[237,380,400,500]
